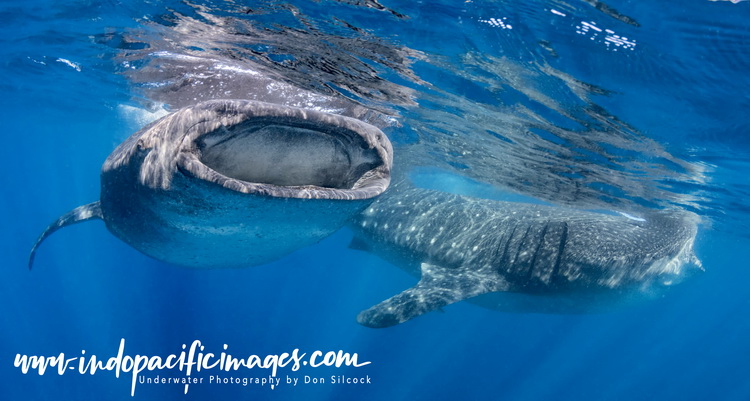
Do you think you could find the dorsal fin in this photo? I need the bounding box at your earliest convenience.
[29,201,103,270]
[357,263,508,328]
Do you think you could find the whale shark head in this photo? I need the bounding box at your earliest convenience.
[30,99,393,268]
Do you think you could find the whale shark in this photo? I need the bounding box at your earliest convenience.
[30,99,393,269]
[351,186,701,328]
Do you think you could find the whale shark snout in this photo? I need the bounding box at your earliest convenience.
[30,99,393,269]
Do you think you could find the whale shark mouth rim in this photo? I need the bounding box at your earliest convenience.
[104,99,393,200]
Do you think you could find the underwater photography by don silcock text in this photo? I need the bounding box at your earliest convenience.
[3,0,750,400]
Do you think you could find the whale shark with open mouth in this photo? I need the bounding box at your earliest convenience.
[350,185,702,328]
[29,99,393,269]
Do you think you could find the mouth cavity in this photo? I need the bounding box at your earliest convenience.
[198,118,382,189]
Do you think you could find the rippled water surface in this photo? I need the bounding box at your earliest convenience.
[1,1,749,400]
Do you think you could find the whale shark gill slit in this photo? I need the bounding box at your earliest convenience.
[551,222,569,285]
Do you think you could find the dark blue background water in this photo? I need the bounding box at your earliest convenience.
[2,1,750,400]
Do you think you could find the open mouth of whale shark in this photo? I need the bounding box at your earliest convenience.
[197,119,381,189]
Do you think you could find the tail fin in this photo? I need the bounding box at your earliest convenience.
[29,201,103,270]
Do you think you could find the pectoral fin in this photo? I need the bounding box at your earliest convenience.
[357,263,506,328]
[29,201,103,270]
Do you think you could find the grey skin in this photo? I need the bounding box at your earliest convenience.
[30,99,392,269]
[351,186,701,328]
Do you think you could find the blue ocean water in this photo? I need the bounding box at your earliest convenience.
[2,1,749,400]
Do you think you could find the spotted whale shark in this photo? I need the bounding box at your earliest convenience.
[351,186,701,328]
[30,99,392,269]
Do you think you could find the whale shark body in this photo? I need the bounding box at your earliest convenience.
[352,186,701,328]
[28,98,702,329]
[30,99,392,269]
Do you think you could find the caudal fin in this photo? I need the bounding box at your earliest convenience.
[29,201,103,270]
